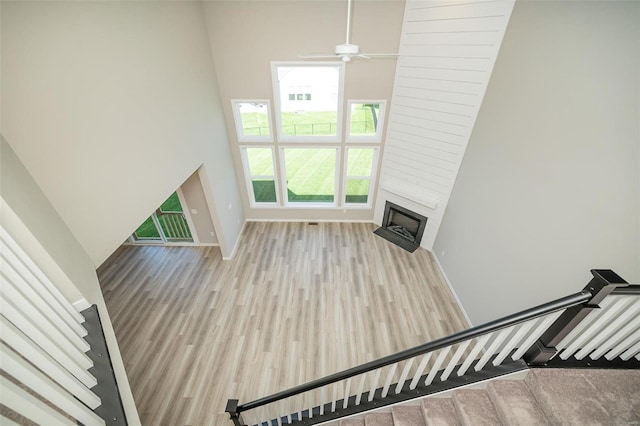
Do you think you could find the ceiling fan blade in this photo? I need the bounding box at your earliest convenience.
[359,53,399,57]
[298,54,339,59]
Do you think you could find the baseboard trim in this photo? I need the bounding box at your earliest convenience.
[245,219,375,224]
[222,220,247,261]
[123,242,219,247]
[432,253,473,328]
[73,298,91,313]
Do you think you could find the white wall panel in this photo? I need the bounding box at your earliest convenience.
[376,0,515,249]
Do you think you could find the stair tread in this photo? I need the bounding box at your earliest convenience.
[364,412,393,426]
[391,405,426,426]
[422,398,457,426]
[341,419,365,426]
[488,380,550,425]
[453,389,501,426]
[526,368,640,425]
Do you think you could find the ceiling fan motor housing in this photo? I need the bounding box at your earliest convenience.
[335,43,360,55]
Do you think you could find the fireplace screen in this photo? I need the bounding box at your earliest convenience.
[374,201,428,252]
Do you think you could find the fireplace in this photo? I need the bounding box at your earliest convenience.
[374,201,428,253]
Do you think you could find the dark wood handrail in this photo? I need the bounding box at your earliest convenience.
[237,290,592,413]
[612,284,640,295]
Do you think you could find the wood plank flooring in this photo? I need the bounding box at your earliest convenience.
[98,222,469,425]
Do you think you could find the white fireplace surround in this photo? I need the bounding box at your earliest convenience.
[374,178,441,251]
[379,177,439,210]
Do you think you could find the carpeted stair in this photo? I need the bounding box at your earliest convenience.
[325,368,640,425]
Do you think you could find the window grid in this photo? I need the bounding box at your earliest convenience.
[232,65,385,209]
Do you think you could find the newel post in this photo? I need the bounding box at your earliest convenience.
[524,269,628,365]
[225,399,246,426]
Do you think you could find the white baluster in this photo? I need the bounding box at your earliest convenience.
[1,268,90,353]
[511,312,562,360]
[0,230,84,325]
[0,240,87,338]
[493,319,537,366]
[0,317,100,409]
[457,334,491,377]
[367,369,382,402]
[394,358,414,394]
[440,340,471,381]
[0,375,75,426]
[424,347,451,386]
[0,294,96,387]
[331,383,338,412]
[560,298,630,360]
[0,343,104,426]
[574,299,639,360]
[556,297,615,349]
[591,307,640,360]
[381,363,398,398]
[355,373,367,405]
[474,326,514,371]
[319,386,326,415]
[620,341,640,361]
[604,330,640,360]
[342,377,352,409]
[409,353,432,390]
[278,400,286,425]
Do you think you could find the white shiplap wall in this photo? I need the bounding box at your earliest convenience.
[376,0,515,250]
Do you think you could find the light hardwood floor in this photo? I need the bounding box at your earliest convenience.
[98,222,469,425]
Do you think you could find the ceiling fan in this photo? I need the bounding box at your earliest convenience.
[299,0,399,62]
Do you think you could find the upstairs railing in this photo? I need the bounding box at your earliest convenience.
[1,224,127,425]
[156,211,192,241]
[226,269,639,426]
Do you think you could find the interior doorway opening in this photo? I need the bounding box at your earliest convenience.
[131,191,194,244]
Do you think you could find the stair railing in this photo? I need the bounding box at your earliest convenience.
[227,270,637,426]
[0,224,127,425]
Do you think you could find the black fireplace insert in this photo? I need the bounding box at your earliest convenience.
[374,201,428,253]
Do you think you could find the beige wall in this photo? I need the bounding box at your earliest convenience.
[1,1,244,265]
[203,0,404,221]
[181,169,218,244]
[0,135,140,424]
[434,0,640,324]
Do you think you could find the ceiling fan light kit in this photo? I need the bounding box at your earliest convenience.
[335,44,359,61]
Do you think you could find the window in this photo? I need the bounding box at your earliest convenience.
[272,63,344,141]
[282,148,338,204]
[241,147,278,204]
[232,100,273,142]
[346,101,386,142]
[344,148,377,206]
[234,66,384,210]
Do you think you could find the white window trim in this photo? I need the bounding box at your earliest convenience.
[271,62,345,143]
[231,99,274,143]
[279,146,341,208]
[346,100,386,143]
[343,147,379,209]
[240,146,280,207]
